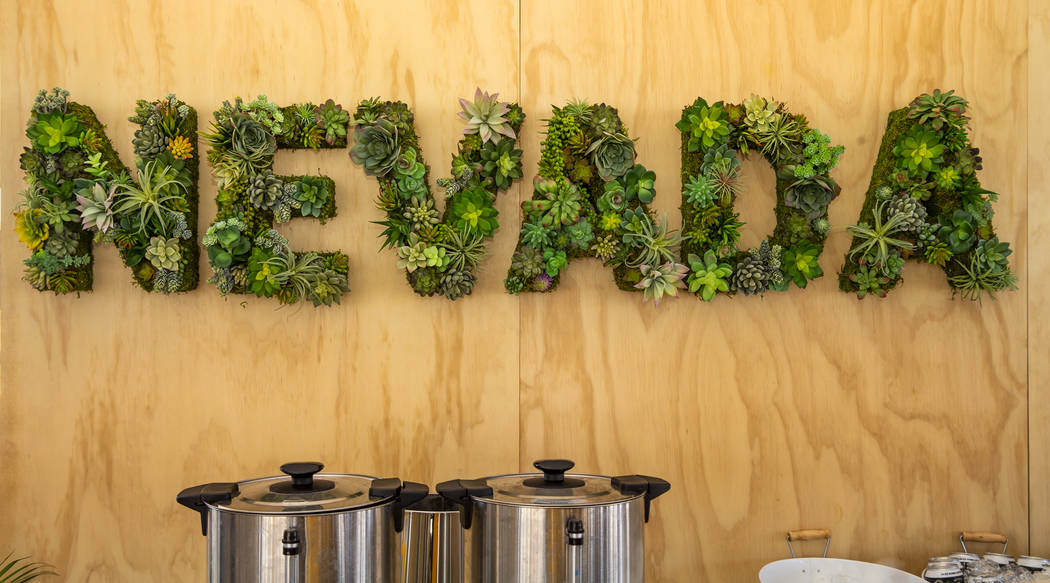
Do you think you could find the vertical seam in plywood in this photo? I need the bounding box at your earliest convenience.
[1027,0,1033,555]
[517,0,524,474]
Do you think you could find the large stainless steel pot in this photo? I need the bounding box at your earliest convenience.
[437,459,669,583]
[177,461,428,583]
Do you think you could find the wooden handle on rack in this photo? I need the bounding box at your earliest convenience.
[787,529,831,541]
[961,531,1008,544]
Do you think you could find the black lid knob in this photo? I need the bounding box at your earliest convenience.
[534,459,574,483]
[280,462,324,489]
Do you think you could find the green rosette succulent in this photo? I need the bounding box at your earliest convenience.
[893,126,945,175]
[687,251,733,301]
[543,248,568,277]
[394,147,427,199]
[27,112,82,153]
[784,175,840,219]
[295,179,329,218]
[439,269,476,300]
[974,237,1011,271]
[731,256,770,296]
[676,98,730,152]
[635,262,688,304]
[231,114,277,169]
[203,218,251,268]
[449,187,499,237]
[937,209,978,254]
[247,170,284,211]
[314,99,349,145]
[145,236,181,271]
[458,88,516,144]
[397,237,429,272]
[849,259,892,299]
[908,89,968,131]
[510,246,546,279]
[597,180,629,213]
[524,178,583,227]
[587,132,636,181]
[349,119,401,177]
[623,164,656,204]
[782,242,824,288]
[684,174,716,208]
[403,198,440,231]
[480,138,523,191]
[520,220,553,248]
[132,123,169,158]
[75,182,117,233]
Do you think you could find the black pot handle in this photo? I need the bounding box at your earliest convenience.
[436,479,493,529]
[176,482,239,536]
[369,478,429,533]
[611,474,671,523]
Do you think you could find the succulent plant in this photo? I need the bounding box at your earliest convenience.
[75,181,117,233]
[458,88,516,144]
[782,242,824,288]
[403,197,440,231]
[731,255,771,295]
[439,269,476,300]
[349,119,401,176]
[948,252,1018,304]
[504,276,525,294]
[543,248,568,276]
[115,159,191,237]
[622,211,687,268]
[812,218,831,235]
[510,245,546,278]
[635,262,688,304]
[480,138,523,191]
[450,187,499,237]
[27,112,82,153]
[591,234,620,261]
[923,241,952,266]
[441,227,487,272]
[893,126,945,175]
[396,237,428,272]
[409,267,442,296]
[566,221,595,250]
[623,164,656,204]
[295,179,330,218]
[145,236,181,270]
[14,209,49,250]
[935,166,962,190]
[203,218,252,268]
[908,89,969,131]
[884,194,928,234]
[395,148,428,200]
[937,209,978,254]
[168,135,194,159]
[230,114,277,170]
[597,181,629,213]
[687,250,733,301]
[742,94,780,132]
[786,175,841,220]
[44,233,78,258]
[754,113,801,164]
[684,174,716,208]
[846,200,916,270]
[314,99,350,145]
[307,269,350,306]
[849,260,892,299]
[247,170,284,211]
[32,87,70,115]
[792,130,845,179]
[520,220,553,248]
[586,131,637,182]
[524,178,583,227]
[677,98,730,151]
[974,237,1011,271]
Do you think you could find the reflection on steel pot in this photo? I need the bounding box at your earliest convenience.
[401,494,464,582]
[177,461,428,583]
[437,459,670,583]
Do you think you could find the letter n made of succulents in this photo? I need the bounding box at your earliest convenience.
[504,100,675,302]
[202,97,351,307]
[677,96,845,301]
[15,88,200,295]
[347,89,526,300]
[838,90,1016,303]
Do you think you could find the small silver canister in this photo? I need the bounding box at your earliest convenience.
[1018,556,1048,572]
[923,559,964,583]
[401,495,464,583]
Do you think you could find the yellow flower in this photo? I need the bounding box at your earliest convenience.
[168,135,194,159]
[15,209,49,250]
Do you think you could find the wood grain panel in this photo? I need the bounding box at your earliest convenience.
[1029,0,1050,559]
[0,1,521,581]
[517,1,1029,581]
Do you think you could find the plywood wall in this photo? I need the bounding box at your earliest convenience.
[0,1,1039,581]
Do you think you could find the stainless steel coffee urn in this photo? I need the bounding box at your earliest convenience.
[437,459,670,583]
[177,461,428,583]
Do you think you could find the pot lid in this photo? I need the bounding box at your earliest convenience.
[480,460,642,506]
[212,462,390,515]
